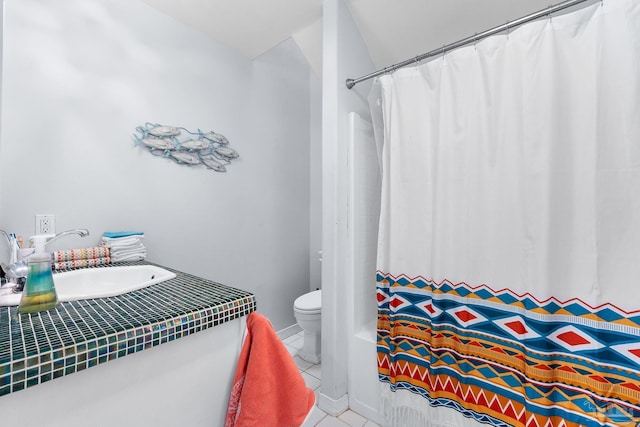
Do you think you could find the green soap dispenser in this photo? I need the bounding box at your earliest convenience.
[18,235,59,314]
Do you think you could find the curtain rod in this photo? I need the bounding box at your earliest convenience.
[346,0,592,89]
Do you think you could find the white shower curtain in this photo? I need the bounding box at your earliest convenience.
[374,1,640,426]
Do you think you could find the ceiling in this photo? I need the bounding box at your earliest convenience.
[140,0,578,77]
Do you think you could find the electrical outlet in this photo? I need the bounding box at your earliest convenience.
[35,214,55,235]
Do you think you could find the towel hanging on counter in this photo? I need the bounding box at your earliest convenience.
[225,312,315,427]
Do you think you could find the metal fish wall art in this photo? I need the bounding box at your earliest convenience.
[133,122,239,172]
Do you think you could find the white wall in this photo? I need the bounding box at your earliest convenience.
[0,0,318,331]
[0,1,3,215]
[309,72,323,291]
[320,0,375,415]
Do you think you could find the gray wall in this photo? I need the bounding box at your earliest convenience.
[0,0,318,331]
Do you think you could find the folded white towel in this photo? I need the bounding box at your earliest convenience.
[101,234,146,262]
[111,252,146,262]
[101,236,145,248]
[109,246,146,257]
[107,243,145,253]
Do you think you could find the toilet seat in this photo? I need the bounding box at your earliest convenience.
[294,290,321,313]
[293,289,322,364]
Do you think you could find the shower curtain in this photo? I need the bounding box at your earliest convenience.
[373,1,640,426]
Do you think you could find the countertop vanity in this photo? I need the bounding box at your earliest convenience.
[0,261,255,426]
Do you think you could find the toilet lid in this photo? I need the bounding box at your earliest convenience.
[294,290,321,311]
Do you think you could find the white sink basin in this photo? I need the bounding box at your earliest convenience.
[54,265,176,301]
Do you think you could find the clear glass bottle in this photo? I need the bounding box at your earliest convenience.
[18,239,59,314]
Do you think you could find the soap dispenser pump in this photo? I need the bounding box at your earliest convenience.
[18,235,59,314]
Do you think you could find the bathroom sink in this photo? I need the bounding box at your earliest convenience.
[54,265,176,301]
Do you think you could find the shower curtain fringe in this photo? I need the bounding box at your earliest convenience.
[381,389,433,427]
[380,385,466,427]
[346,0,591,89]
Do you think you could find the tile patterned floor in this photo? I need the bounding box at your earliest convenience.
[281,331,380,427]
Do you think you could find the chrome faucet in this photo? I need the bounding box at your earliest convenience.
[0,230,15,279]
[0,230,13,269]
[1,229,89,289]
[0,230,25,288]
[44,229,90,249]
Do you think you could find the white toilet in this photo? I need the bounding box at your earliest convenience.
[293,289,322,364]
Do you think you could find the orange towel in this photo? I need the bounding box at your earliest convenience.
[225,312,316,427]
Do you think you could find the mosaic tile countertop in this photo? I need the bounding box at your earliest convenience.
[0,261,256,397]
